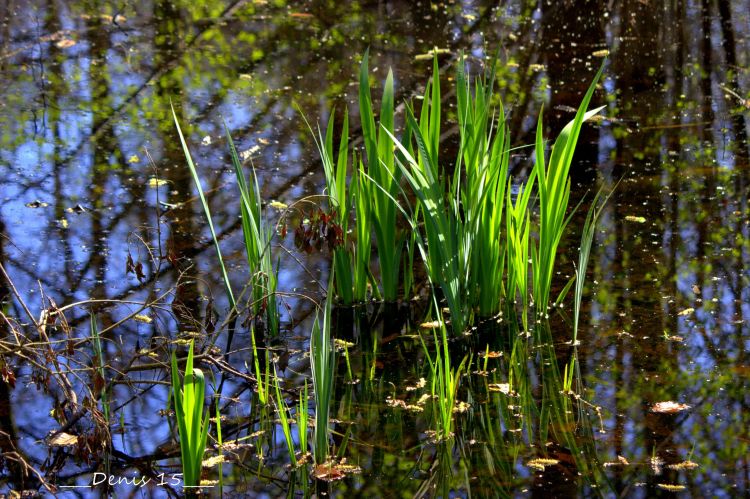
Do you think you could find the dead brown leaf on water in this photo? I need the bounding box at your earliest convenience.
[386,397,424,412]
[651,401,691,414]
[479,350,503,358]
[48,432,79,447]
[488,383,516,396]
[312,460,361,482]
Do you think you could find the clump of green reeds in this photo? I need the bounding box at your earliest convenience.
[310,275,335,464]
[170,341,210,490]
[359,50,404,302]
[530,63,605,322]
[172,106,279,353]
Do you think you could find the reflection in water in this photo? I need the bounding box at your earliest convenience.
[0,0,748,496]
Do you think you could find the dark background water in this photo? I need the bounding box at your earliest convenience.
[0,0,748,497]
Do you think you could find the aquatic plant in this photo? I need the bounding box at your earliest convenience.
[172,106,280,356]
[310,275,335,464]
[531,63,605,322]
[170,341,210,490]
[226,122,280,336]
[359,50,403,302]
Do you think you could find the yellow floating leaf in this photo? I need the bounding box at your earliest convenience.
[657,484,686,492]
[134,314,152,324]
[526,458,559,470]
[592,49,610,57]
[48,432,79,447]
[651,401,691,414]
[202,455,225,468]
[625,215,646,223]
[453,401,470,413]
[147,177,168,188]
[58,218,69,229]
[414,48,451,60]
[678,307,695,316]
[419,320,442,329]
[128,155,140,163]
[269,200,288,210]
[668,460,699,470]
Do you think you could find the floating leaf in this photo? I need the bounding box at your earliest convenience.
[668,460,699,470]
[202,455,225,468]
[479,350,503,358]
[26,200,48,208]
[453,401,470,413]
[419,320,442,329]
[405,378,426,391]
[625,215,646,223]
[488,383,513,395]
[48,432,79,447]
[58,218,69,229]
[651,401,691,414]
[603,455,630,467]
[312,460,361,481]
[201,135,212,146]
[657,484,686,492]
[128,155,140,163]
[134,314,152,324]
[148,177,168,188]
[592,49,610,57]
[55,38,76,49]
[526,458,559,471]
[269,200,288,210]
[677,307,694,316]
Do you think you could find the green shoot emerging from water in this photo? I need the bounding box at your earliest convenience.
[170,341,210,490]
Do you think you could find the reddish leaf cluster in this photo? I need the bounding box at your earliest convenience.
[294,208,344,253]
[126,252,145,281]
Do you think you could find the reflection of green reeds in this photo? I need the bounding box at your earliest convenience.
[311,276,335,464]
[170,341,210,490]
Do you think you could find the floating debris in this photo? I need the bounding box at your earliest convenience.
[678,307,694,316]
[202,455,225,468]
[479,350,503,358]
[657,483,687,492]
[414,48,451,60]
[26,200,48,208]
[592,49,610,57]
[453,401,470,413]
[625,215,647,223]
[668,460,699,470]
[419,320,442,329]
[603,455,630,467]
[55,38,76,49]
[488,383,514,395]
[148,177,168,188]
[201,135,212,146]
[405,378,426,391]
[651,401,691,414]
[134,314,152,324]
[48,432,79,447]
[128,154,140,163]
[269,200,288,210]
[312,460,361,481]
[526,458,559,471]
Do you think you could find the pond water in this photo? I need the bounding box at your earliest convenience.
[0,0,749,497]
